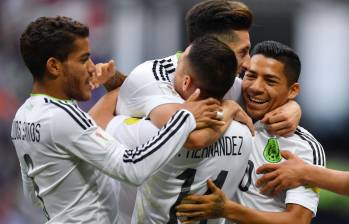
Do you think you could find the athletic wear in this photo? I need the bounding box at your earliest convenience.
[117,53,242,117]
[11,94,196,224]
[106,115,253,224]
[233,121,325,219]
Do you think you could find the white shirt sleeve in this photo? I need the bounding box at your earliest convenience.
[117,61,183,117]
[284,134,325,216]
[53,109,196,186]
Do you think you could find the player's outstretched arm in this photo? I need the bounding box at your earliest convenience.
[176,180,312,224]
[257,151,349,196]
[261,100,301,136]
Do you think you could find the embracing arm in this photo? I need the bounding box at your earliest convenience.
[222,202,312,224]
[150,95,254,149]
[176,180,312,224]
[257,151,349,196]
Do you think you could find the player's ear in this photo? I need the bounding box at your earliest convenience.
[288,82,300,100]
[46,57,63,78]
[182,75,193,92]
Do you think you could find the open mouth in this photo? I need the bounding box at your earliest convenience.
[248,95,268,104]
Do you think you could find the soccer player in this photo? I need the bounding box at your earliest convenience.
[256,151,349,196]
[11,16,223,223]
[176,41,326,224]
[106,35,253,223]
[116,0,302,140]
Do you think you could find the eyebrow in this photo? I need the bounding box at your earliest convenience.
[79,52,90,58]
[246,69,257,74]
[264,74,281,80]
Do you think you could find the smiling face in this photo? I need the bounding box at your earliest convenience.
[242,54,300,120]
[61,37,96,101]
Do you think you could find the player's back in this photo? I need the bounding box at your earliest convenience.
[11,95,119,223]
[107,115,252,223]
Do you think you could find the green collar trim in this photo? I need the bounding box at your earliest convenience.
[30,93,73,102]
[176,51,183,60]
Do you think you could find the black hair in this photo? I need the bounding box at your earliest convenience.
[186,0,253,43]
[250,40,301,85]
[188,35,237,99]
[20,16,89,81]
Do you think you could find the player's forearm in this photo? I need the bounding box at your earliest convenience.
[88,88,119,129]
[304,165,349,196]
[184,122,230,149]
[103,70,126,92]
[113,110,196,186]
[223,202,308,224]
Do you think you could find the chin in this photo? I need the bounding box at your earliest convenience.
[247,109,264,121]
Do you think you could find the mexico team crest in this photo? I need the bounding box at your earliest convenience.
[263,137,282,163]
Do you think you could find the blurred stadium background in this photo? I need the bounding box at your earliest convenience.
[0,0,348,223]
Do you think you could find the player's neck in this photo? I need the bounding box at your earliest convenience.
[32,81,70,100]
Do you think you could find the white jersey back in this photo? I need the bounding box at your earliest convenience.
[117,53,243,117]
[11,95,196,224]
[233,121,325,219]
[107,116,253,224]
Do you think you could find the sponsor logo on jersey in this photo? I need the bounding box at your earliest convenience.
[263,137,281,163]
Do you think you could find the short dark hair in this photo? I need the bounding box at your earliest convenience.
[250,40,301,85]
[185,0,252,43]
[188,35,237,99]
[20,16,89,81]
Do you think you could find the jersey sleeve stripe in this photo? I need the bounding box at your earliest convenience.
[122,110,190,163]
[73,104,94,126]
[159,64,166,81]
[122,110,185,161]
[302,131,325,166]
[297,130,326,166]
[57,101,93,129]
[295,129,325,166]
[152,58,175,83]
[296,128,325,166]
[49,100,87,130]
[152,60,160,80]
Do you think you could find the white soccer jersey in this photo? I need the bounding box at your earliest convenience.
[117,53,243,117]
[233,121,326,220]
[106,115,253,224]
[11,94,196,224]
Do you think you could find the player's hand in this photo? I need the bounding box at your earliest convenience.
[176,179,228,223]
[222,100,255,136]
[90,60,116,89]
[256,150,306,196]
[261,100,301,136]
[183,89,225,129]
